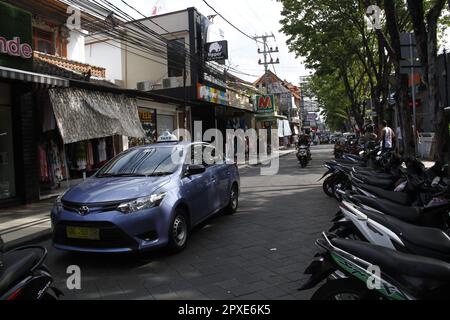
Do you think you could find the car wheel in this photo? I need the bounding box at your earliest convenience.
[224,183,239,215]
[168,208,188,253]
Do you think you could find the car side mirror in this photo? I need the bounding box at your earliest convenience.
[185,164,206,176]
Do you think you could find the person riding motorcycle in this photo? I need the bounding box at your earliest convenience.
[297,134,312,160]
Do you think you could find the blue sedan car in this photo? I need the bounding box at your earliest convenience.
[51,142,240,253]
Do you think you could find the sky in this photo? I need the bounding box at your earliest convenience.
[109,0,310,85]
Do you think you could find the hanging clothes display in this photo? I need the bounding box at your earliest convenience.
[48,140,63,185]
[278,120,285,138]
[75,142,87,171]
[38,144,49,182]
[98,139,107,163]
[86,141,94,171]
[283,120,292,136]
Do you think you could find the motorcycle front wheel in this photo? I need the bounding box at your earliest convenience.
[323,176,336,197]
[311,279,377,300]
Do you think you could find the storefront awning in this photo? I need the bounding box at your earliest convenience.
[49,88,145,144]
[0,66,69,87]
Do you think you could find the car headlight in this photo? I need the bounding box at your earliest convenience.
[118,193,167,214]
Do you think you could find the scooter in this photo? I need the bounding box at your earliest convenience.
[299,233,450,300]
[0,236,62,300]
[297,144,310,168]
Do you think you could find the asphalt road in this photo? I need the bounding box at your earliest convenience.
[37,145,337,300]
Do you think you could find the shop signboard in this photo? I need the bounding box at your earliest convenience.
[197,83,228,106]
[205,40,228,61]
[0,2,33,71]
[139,108,156,124]
[255,95,275,114]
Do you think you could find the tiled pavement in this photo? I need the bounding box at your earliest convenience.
[36,145,338,300]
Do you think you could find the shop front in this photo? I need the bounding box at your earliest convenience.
[132,99,183,145]
[36,87,145,198]
[194,83,228,136]
[0,82,15,201]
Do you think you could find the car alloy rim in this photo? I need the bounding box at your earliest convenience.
[231,187,238,209]
[173,215,187,246]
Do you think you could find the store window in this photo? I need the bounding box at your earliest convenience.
[0,83,16,200]
[167,38,185,77]
[157,114,175,136]
[129,107,157,147]
[34,28,55,55]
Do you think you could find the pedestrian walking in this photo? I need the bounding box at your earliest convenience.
[380,120,396,153]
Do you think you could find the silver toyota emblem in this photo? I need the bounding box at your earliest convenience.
[77,206,90,216]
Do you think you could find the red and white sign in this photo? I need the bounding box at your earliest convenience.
[0,36,33,59]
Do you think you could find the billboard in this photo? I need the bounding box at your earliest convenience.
[255,95,275,114]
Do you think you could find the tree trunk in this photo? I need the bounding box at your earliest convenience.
[384,0,415,157]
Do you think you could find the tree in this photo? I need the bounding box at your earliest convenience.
[279,0,392,132]
[406,0,448,162]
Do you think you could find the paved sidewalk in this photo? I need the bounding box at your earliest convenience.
[0,200,53,249]
[0,148,297,250]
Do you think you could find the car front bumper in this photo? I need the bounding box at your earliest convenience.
[51,205,171,253]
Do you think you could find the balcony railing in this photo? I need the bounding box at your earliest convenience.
[33,51,106,78]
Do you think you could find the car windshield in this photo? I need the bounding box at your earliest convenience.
[96,146,182,177]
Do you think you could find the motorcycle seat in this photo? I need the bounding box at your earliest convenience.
[353,182,411,205]
[361,209,450,261]
[352,173,394,190]
[332,238,450,295]
[352,169,394,180]
[334,159,365,166]
[351,195,421,224]
[0,249,39,294]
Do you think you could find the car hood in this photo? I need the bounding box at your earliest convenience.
[62,176,172,204]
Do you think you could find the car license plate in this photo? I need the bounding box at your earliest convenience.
[66,226,100,240]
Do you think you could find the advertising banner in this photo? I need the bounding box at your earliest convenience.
[0,2,33,71]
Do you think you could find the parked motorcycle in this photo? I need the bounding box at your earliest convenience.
[297,144,310,168]
[0,236,61,300]
[300,233,450,300]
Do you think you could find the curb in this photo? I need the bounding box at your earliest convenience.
[4,229,52,251]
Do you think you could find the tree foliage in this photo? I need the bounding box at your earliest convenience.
[279,0,449,160]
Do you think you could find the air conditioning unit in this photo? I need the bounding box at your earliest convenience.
[162,77,182,89]
[137,80,154,92]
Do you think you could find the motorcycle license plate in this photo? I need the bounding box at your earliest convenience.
[66,226,100,240]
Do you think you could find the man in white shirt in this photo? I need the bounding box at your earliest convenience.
[380,120,396,152]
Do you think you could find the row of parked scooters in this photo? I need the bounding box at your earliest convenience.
[300,145,450,300]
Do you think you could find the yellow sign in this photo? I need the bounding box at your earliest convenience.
[139,108,155,123]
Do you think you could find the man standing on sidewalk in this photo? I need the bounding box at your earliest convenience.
[380,120,396,153]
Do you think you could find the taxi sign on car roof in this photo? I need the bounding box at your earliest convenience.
[157,131,179,143]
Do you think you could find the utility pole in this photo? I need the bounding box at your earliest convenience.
[254,33,279,155]
[254,33,280,79]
